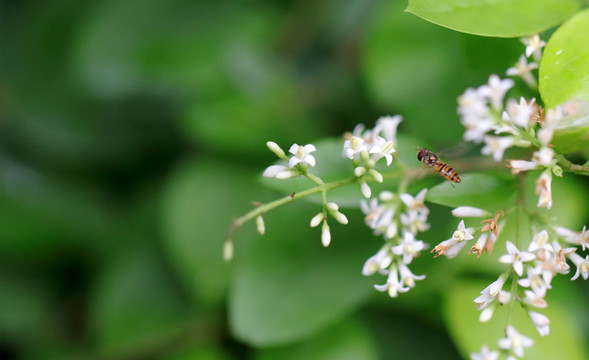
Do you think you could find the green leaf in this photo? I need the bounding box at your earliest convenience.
[255,318,378,360]
[406,0,580,37]
[160,158,267,306]
[228,203,375,346]
[443,279,588,359]
[89,244,189,353]
[540,8,589,109]
[426,173,516,209]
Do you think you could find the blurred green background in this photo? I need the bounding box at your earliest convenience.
[0,0,587,359]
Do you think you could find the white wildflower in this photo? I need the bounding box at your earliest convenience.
[288,144,317,168]
[374,115,402,143]
[569,252,589,280]
[535,172,552,209]
[481,135,514,162]
[497,325,533,358]
[521,34,546,61]
[498,241,536,276]
[506,56,538,87]
[470,345,499,360]
[474,275,506,311]
[529,311,550,336]
[478,75,514,110]
[391,231,426,264]
[362,248,393,276]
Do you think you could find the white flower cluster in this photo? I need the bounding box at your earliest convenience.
[457,34,564,210]
[343,116,399,198]
[361,188,429,298]
[469,223,589,359]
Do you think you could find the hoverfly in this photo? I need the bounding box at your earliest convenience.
[416,147,461,184]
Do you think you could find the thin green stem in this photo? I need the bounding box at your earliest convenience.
[554,153,589,175]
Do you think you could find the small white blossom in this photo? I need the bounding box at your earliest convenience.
[374,267,409,298]
[529,311,550,336]
[569,252,589,280]
[469,233,489,257]
[288,144,317,168]
[479,306,495,322]
[362,248,393,276]
[431,220,474,258]
[369,136,396,166]
[400,188,428,213]
[497,325,534,358]
[524,289,547,308]
[478,75,514,110]
[535,172,552,209]
[557,225,589,251]
[532,147,554,167]
[392,231,426,264]
[462,116,495,143]
[528,230,554,253]
[398,263,425,288]
[470,345,499,360]
[518,265,551,296]
[498,290,512,305]
[452,206,488,218]
[481,135,514,161]
[506,159,537,174]
[400,210,430,235]
[498,241,536,276]
[521,34,547,61]
[501,97,537,129]
[506,56,538,87]
[474,276,506,310]
[458,88,489,118]
[374,115,402,142]
[343,136,367,161]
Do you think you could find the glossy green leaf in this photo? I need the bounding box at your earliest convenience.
[406,0,580,37]
[426,173,516,209]
[229,203,374,346]
[540,8,589,109]
[160,158,267,306]
[255,319,378,360]
[89,244,189,353]
[443,280,588,359]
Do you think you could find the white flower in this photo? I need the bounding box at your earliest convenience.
[478,75,514,110]
[374,115,402,142]
[470,345,499,360]
[498,241,536,276]
[469,233,489,257]
[398,263,425,288]
[506,159,537,174]
[569,252,589,280]
[451,206,489,218]
[497,325,534,358]
[462,116,495,143]
[524,289,547,308]
[557,225,589,251]
[532,147,554,167]
[474,276,506,310]
[521,34,547,61]
[400,210,430,235]
[506,56,538,87]
[369,136,396,166]
[517,265,551,295]
[535,172,552,209]
[400,188,428,213]
[374,267,409,298]
[529,311,550,336]
[392,231,426,264]
[458,88,489,118]
[431,220,474,258]
[288,144,317,167]
[343,136,367,161]
[362,248,392,276]
[481,135,514,162]
[528,230,554,253]
[501,97,537,129]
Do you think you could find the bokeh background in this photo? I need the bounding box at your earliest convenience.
[1,0,588,359]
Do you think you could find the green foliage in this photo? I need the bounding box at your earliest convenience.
[539,8,589,109]
[406,0,581,37]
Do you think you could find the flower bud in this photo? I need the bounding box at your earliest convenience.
[354,166,366,177]
[451,206,488,217]
[321,222,331,247]
[223,240,234,261]
[368,169,383,183]
[361,182,372,198]
[310,212,324,228]
[256,215,265,235]
[266,141,286,158]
